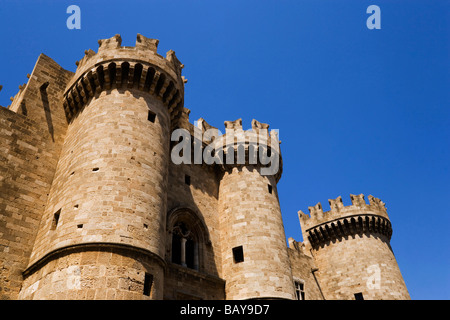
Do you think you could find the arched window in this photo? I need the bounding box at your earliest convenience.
[171,222,198,270]
[167,208,210,272]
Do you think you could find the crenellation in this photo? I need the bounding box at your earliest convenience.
[297,193,408,300]
[251,119,269,131]
[299,194,390,233]
[165,50,184,76]
[308,202,324,221]
[368,194,386,210]
[224,118,243,132]
[350,193,366,207]
[97,34,122,51]
[135,33,159,53]
[328,196,344,213]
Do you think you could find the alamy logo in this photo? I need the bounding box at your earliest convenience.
[366,5,381,30]
[366,264,381,289]
[66,265,81,290]
[170,122,280,176]
[66,5,81,30]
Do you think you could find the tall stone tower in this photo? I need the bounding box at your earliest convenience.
[299,194,410,300]
[217,119,296,300]
[18,34,185,299]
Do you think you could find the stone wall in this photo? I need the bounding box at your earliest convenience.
[0,108,57,299]
[163,263,225,300]
[0,53,72,299]
[9,53,73,148]
[287,239,324,300]
[167,161,222,272]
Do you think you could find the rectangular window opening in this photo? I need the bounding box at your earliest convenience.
[143,273,153,296]
[268,184,273,194]
[185,174,191,186]
[147,110,156,123]
[51,209,61,230]
[354,292,364,300]
[295,280,305,300]
[232,246,244,263]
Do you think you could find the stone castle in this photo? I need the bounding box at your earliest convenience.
[0,34,410,300]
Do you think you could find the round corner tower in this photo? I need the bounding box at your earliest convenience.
[19,34,185,300]
[217,119,296,300]
[298,194,410,300]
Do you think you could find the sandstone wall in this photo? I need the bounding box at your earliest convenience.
[287,239,324,300]
[0,108,57,299]
[0,54,72,299]
[163,263,225,300]
[164,161,225,299]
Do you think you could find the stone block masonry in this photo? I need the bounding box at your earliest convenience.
[0,108,58,299]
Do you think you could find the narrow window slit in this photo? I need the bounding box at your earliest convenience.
[51,209,61,230]
[143,273,153,296]
[232,246,244,263]
[147,110,156,123]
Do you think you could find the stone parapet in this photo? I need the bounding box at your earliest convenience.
[63,34,185,127]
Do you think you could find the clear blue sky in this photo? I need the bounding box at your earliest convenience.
[0,0,448,300]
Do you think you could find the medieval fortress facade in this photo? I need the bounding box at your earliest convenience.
[0,34,410,300]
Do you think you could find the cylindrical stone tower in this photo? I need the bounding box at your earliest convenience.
[19,34,185,299]
[299,194,410,300]
[217,119,296,300]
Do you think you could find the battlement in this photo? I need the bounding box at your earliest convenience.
[299,194,389,230]
[170,116,283,178]
[214,118,280,148]
[183,117,280,153]
[63,34,185,125]
[214,118,282,178]
[298,194,392,247]
[71,34,183,85]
